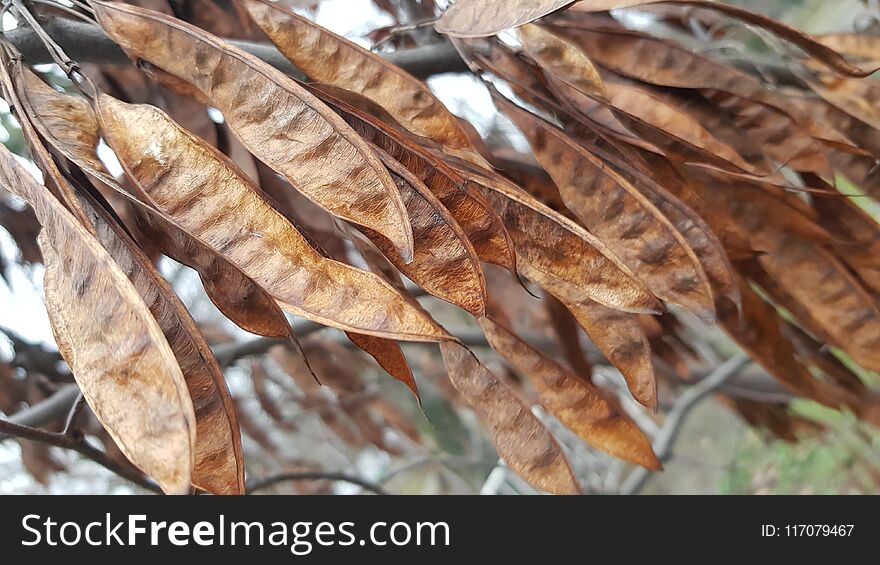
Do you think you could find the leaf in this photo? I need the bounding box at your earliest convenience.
[4,57,245,493]
[807,72,880,134]
[435,0,576,37]
[817,33,880,64]
[547,22,863,153]
[686,174,880,366]
[718,278,862,410]
[496,93,715,318]
[736,257,837,347]
[517,23,607,100]
[465,164,663,314]
[338,236,425,402]
[686,172,833,252]
[479,316,659,468]
[479,36,765,179]
[810,185,880,295]
[345,332,419,400]
[364,148,488,316]
[570,0,878,77]
[0,144,195,494]
[476,41,559,110]
[308,84,518,275]
[652,86,833,177]
[13,65,308,350]
[92,0,415,261]
[576,144,741,310]
[547,73,762,175]
[517,260,657,409]
[94,92,447,342]
[76,187,244,495]
[759,239,880,373]
[241,0,471,149]
[781,320,868,396]
[544,294,593,379]
[438,341,581,494]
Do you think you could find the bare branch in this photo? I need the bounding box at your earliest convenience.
[246,472,388,495]
[0,383,79,436]
[61,391,86,437]
[0,416,161,493]
[4,16,468,79]
[619,353,751,495]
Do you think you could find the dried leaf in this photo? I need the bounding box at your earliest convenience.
[808,72,880,134]
[0,145,195,494]
[811,188,880,295]
[817,33,880,64]
[718,278,861,410]
[14,66,308,348]
[547,73,761,175]
[548,22,862,152]
[517,23,607,100]
[439,341,581,494]
[435,0,576,37]
[687,172,833,252]
[476,41,559,110]
[782,321,868,396]
[653,86,832,176]
[760,238,880,373]
[544,294,593,379]
[728,398,820,443]
[448,154,663,314]
[5,57,244,493]
[345,332,419,400]
[570,0,877,77]
[242,0,471,149]
[93,0,415,260]
[308,84,518,275]
[94,92,447,342]
[518,261,656,409]
[76,188,244,495]
[365,148,487,316]
[497,94,715,318]
[480,316,659,468]
[585,148,741,309]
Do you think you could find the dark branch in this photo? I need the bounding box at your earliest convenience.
[619,353,751,495]
[0,416,161,493]
[4,16,469,79]
[0,383,79,438]
[247,472,388,495]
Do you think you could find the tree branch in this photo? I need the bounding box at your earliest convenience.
[246,472,388,495]
[619,353,751,495]
[3,16,469,79]
[0,416,162,493]
[0,382,79,438]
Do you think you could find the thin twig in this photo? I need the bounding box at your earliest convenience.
[61,391,86,437]
[0,384,79,438]
[11,0,76,74]
[378,455,496,484]
[619,353,751,495]
[0,417,161,493]
[246,472,388,495]
[2,15,469,78]
[372,18,438,50]
[28,0,95,25]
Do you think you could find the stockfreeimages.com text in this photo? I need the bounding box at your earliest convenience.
[21,514,451,555]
